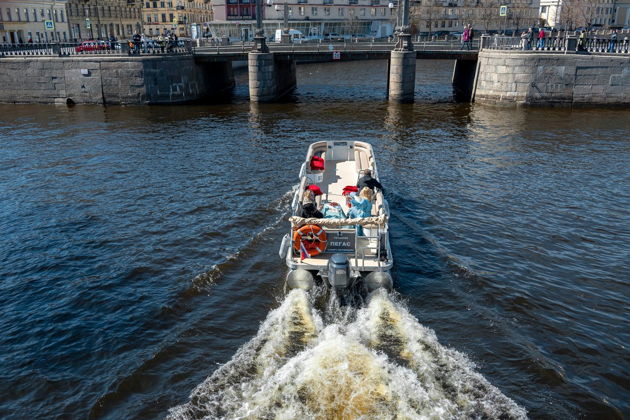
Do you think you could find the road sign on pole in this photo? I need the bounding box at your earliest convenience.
[44,20,55,31]
[499,5,507,16]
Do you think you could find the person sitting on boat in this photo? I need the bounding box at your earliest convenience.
[322,202,346,219]
[301,189,323,218]
[357,169,384,193]
[347,187,373,235]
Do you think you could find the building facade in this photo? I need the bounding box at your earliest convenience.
[539,0,627,29]
[65,0,143,40]
[142,0,213,37]
[411,0,540,36]
[0,0,71,43]
[209,0,397,40]
[613,0,630,27]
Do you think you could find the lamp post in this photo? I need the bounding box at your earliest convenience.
[267,0,290,44]
[253,0,269,52]
[388,1,396,41]
[394,0,412,51]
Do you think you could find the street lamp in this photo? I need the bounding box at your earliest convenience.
[393,0,412,51]
[267,0,290,44]
[253,0,269,52]
[388,2,396,40]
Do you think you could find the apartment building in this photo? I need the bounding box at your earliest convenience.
[411,0,540,35]
[142,0,213,37]
[209,0,397,40]
[65,0,143,40]
[613,0,630,27]
[0,0,71,43]
[539,0,626,29]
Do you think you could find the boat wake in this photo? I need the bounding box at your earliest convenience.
[167,289,527,419]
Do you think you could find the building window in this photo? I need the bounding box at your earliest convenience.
[312,7,318,15]
[147,15,152,22]
[324,7,330,15]
[381,8,385,15]
[161,1,165,7]
[370,7,376,15]
[169,13,174,21]
[60,10,65,22]
[6,8,11,21]
[162,13,167,22]
[360,7,365,15]
[338,7,344,15]
[299,6,305,15]
[146,2,150,7]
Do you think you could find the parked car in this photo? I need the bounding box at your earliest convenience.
[75,40,108,53]
[324,33,345,42]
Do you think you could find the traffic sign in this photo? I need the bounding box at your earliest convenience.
[44,20,55,31]
[332,51,340,60]
[499,5,507,16]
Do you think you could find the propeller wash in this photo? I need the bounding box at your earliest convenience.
[167,289,527,419]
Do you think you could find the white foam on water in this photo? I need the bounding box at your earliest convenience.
[167,289,527,419]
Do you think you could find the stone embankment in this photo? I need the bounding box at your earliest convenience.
[474,50,630,106]
[0,55,233,105]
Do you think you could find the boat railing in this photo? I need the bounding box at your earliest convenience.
[354,226,382,271]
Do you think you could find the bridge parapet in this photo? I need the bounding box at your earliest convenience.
[480,35,630,55]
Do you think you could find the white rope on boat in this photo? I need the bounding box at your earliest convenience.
[289,215,387,228]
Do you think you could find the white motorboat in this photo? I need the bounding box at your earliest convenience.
[279,141,393,293]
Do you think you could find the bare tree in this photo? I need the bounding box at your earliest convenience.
[474,0,500,33]
[561,0,598,30]
[410,0,443,38]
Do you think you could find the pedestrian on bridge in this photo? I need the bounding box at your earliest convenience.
[537,27,546,49]
[608,30,618,53]
[460,27,470,50]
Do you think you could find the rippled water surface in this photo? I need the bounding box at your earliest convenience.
[0,60,629,419]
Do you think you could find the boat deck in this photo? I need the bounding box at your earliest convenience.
[319,159,357,213]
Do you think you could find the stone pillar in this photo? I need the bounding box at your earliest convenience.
[248,52,296,102]
[249,52,276,102]
[388,50,416,103]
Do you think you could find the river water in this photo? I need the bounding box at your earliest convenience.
[0,60,628,419]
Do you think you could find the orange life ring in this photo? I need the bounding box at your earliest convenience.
[293,224,327,257]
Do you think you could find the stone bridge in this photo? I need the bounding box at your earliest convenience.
[0,39,627,106]
[193,43,478,103]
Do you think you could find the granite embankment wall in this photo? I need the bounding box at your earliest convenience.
[474,51,630,106]
[0,55,234,105]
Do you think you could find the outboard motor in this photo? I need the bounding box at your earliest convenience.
[327,253,350,289]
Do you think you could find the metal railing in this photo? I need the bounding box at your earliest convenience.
[193,39,479,55]
[0,41,194,57]
[480,34,630,54]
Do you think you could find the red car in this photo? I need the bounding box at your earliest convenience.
[75,40,108,53]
